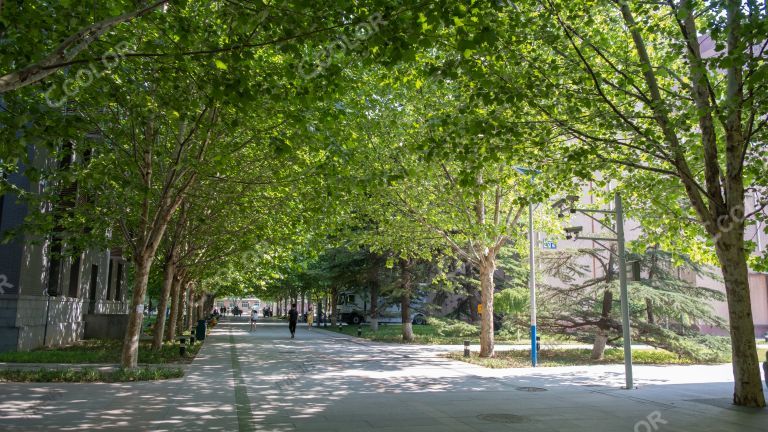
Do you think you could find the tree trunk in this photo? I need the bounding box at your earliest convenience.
[479,258,496,357]
[176,281,187,335]
[645,298,655,324]
[190,294,198,328]
[400,259,414,342]
[716,230,766,407]
[370,281,379,332]
[330,287,338,327]
[465,262,479,323]
[165,275,182,341]
[591,289,613,359]
[401,292,413,342]
[151,256,175,350]
[120,257,151,369]
[196,292,204,324]
[186,289,195,331]
[591,331,608,360]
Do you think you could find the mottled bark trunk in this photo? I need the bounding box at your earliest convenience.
[120,257,151,369]
[165,276,182,341]
[591,332,608,360]
[716,230,765,407]
[591,290,613,360]
[175,282,187,335]
[479,258,495,358]
[151,257,175,350]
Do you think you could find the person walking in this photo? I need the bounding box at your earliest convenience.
[288,303,298,339]
[250,308,258,332]
[306,306,314,330]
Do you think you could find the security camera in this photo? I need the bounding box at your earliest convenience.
[564,226,583,240]
[553,195,581,217]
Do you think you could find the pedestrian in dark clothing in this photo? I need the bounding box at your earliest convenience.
[288,303,299,338]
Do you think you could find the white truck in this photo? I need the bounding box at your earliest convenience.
[336,291,427,325]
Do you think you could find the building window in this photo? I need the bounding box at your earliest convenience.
[68,255,81,298]
[47,240,63,296]
[115,263,123,301]
[88,264,98,313]
[107,260,114,300]
[217,302,225,308]
[242,302,249,309]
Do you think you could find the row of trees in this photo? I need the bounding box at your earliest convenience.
[1,0,765,406]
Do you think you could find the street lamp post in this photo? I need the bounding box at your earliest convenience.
[514,166,539,367]
[558,192,633,389]
[528,200,537,367]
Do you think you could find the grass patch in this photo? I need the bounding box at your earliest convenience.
[325,323,530,345]
[446,348,714,368]
[0,367,184,382]
[0,339,202,364]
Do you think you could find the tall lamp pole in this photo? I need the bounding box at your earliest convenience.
[528,200,537,367]
[559,192,633,389]
[615,194,633,389]
[514,166,539,367]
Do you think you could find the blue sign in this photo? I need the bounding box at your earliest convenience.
[542,240,557,250]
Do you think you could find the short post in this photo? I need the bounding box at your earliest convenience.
[464,340,470,357]
[179,337,186,345]
[357,326,362,337]
[536,336,541,353]
[179,342,186,357]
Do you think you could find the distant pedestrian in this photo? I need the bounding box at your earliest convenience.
[250,309,259,332]
[306,307,314,330]
[288,303,298,338]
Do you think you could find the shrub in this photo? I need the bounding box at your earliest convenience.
[430,317,480,338]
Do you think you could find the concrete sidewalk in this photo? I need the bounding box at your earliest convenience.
[0,317,765,431]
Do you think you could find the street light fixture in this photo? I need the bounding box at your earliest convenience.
[557,192,634,390]
[513,166,540,367]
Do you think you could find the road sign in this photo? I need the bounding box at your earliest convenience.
[542,240,557,250]
[477,304,483,314]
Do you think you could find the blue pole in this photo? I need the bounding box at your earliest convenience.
[528,201,537,367]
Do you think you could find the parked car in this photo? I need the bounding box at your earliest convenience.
[336,291,427,325]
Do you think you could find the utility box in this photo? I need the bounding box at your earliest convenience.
[195,319,206,341]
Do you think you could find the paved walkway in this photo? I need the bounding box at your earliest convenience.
[0,318,765,431]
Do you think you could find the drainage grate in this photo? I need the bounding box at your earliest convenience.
[516,386,548,392]
[477,414,529,424]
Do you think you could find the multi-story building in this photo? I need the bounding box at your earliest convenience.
[215,297,263,313]
[547,186,767,337]
[0,148,129,353]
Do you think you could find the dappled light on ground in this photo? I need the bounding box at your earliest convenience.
[0,317,765,431]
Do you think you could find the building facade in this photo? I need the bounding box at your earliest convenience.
[0,150,129,353]
[215,297,263,313]
[548,185,768,337]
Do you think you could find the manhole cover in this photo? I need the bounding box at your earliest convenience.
[516,386,547,392]
[477,414,529,424]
